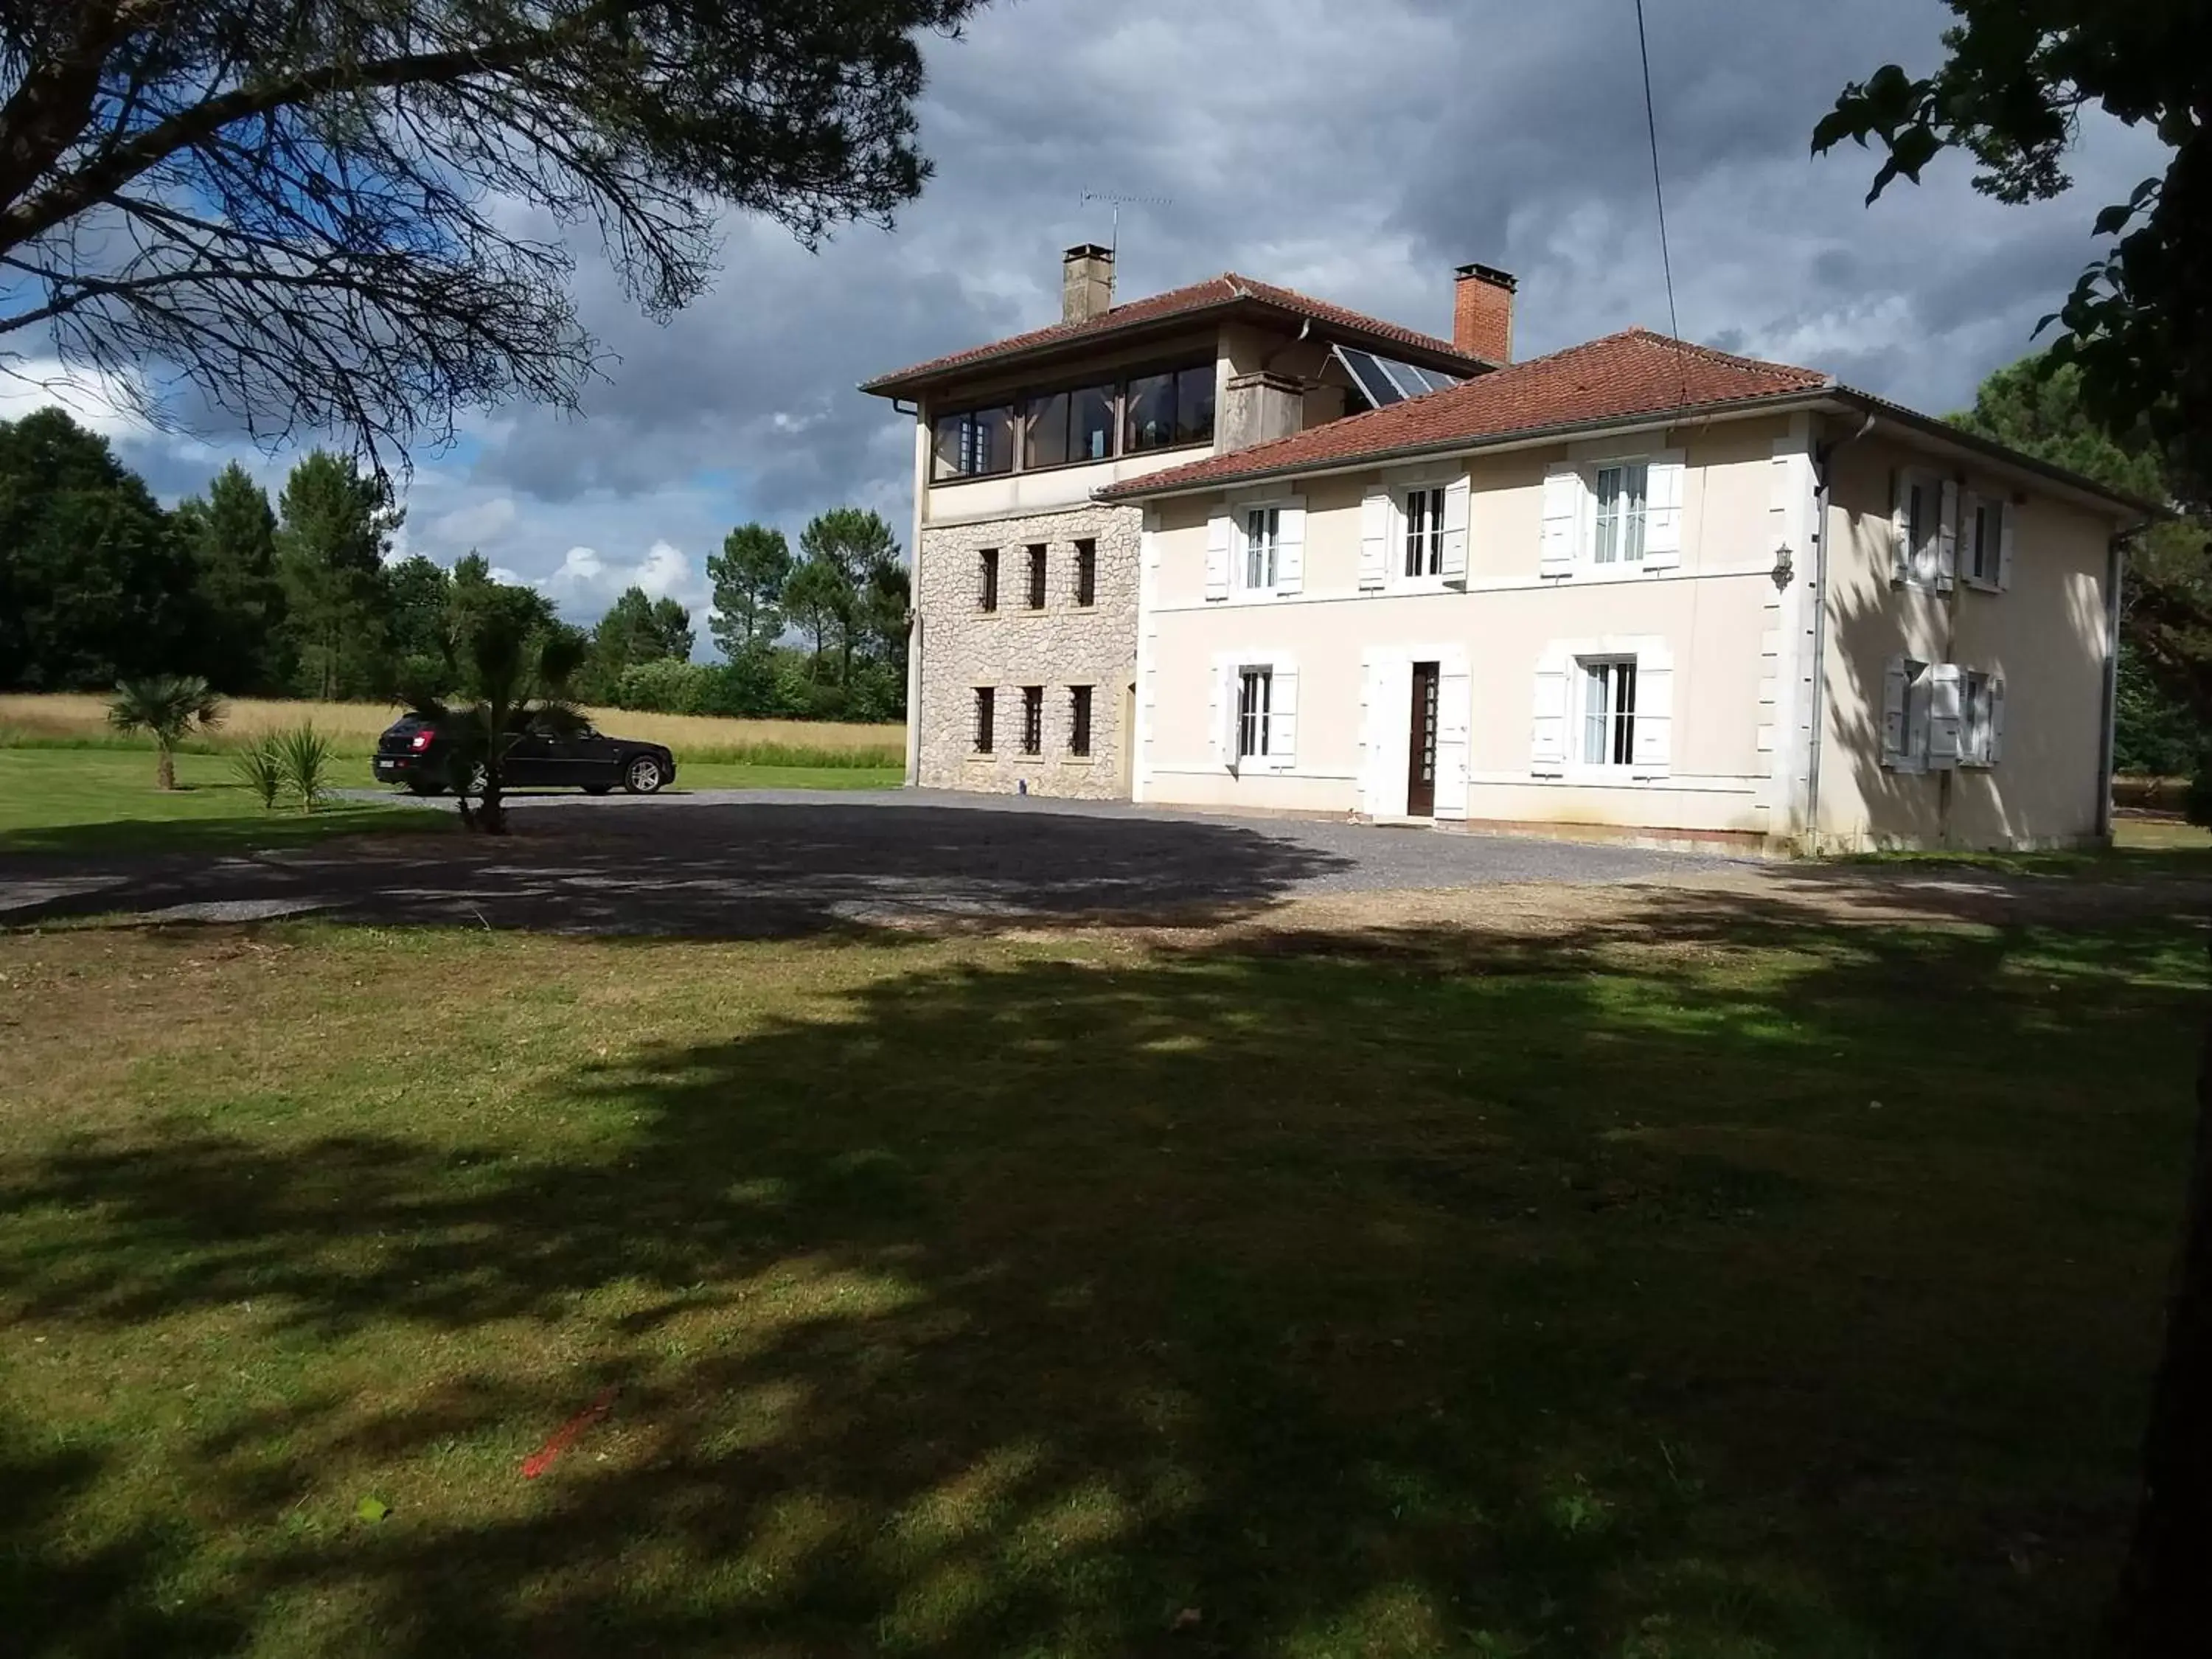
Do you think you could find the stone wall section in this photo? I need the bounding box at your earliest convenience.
[915,502,1141,798]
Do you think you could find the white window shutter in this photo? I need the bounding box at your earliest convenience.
[1998,501,2017,591]
[1531,652,1568,774]
[1268,662,1298,768]
[1357,656,1377,813]
[1440,475,1471,586]
[1275,501,1305,594]
[1938,479,1960,591]
[1205,513,1231,602]
[1540,465,1580,577]
[1929,663,1964,768]
[1989,677,2006,762]
[1890,470,1910,583]
[1359,487,1389,590]
[1210,658,1234,768]
[1644,451,1686,569]
[1435,664,1471,817]
[1882,655,1909,766]
[1631,650,1672,776]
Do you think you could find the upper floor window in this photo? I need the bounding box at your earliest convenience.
[1126,364,1216,453]
[1242,507,1279,591]
[933,406,1014,480]
[1023,383,1117,470]
[1025,543,1047,610]
[977,547,1000,613]
[1074,538,1097,608]
[1593,463,1649,565]
[1403,486,1445,577]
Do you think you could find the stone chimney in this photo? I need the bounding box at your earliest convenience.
[1453,262,1517,363]
[1220,370,1302,453]
[1062,243,1115,324]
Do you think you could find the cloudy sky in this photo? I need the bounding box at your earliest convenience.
[10,0,2174,653]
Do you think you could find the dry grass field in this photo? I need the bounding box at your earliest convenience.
[0,692,905,767]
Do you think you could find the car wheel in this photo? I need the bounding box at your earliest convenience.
[451,760,489,794]
[622,754,667,795]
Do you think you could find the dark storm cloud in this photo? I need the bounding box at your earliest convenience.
[45,0,2171,617]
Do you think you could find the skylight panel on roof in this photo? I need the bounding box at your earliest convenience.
[1335,346,1404,408]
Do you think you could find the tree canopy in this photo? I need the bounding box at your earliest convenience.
[0,0,981,459]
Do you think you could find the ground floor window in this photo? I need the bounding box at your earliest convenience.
[1020,686,1044,755]
[973,686,995,754]
[1580,658,1637,765]
[1237,667,1273,761]
[1068,684,1093,757]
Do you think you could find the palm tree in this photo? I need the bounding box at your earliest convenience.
[108,675,227,791]
[418,599,589,835]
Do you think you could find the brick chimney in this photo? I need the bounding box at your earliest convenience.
[1062,243,1115,324]
[1453,262,1517,363]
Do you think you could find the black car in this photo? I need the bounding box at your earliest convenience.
[373,713,676,796]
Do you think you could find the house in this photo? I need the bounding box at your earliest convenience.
[864,247,2152,852]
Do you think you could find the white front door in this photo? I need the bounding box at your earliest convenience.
[1359,655,1414,817]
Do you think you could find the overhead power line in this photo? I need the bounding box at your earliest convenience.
[1632,0,1691,408]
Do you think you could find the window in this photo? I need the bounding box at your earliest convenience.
[1963,669,1997,765]
[933,406,1014,479]
[1581,659,1638,766]
[1022,383,1118,470]
[1335,345,1466,411]
[977,547,999,613]
[1896,472,1948,588]
[1074,538,1096,608]
[1403,485,1445,577]
[1593,462,1649,565]
[1026,543,1047,610]
[1068,684,1093,757]
[973,686,995,754]
[1242,507,1279,591]
[1964,495,2003,587]
[1020,685,1044,756]
[1124,364,1216,452]
[1237,668,1273,761]
[1883,655,1931,771]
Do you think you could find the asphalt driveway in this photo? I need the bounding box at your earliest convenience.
[1,789,1740,938]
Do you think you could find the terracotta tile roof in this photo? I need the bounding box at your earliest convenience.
[860,272,1484,395]
[1096,327,1835,498]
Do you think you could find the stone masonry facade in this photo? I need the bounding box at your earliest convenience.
[915,502,1141,799]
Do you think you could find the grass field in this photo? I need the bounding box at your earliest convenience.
[0,692,905,768]
[0,904,2197,1658]
[0,750,448,855]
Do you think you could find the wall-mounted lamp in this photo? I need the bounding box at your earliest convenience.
[1770,543,1795,591]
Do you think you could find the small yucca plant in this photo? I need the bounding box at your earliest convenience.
[229,734,286,809]
[108,675,226,790]
[276,724,335,813]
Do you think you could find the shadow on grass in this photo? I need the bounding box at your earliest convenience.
[0,803,1352,936]
[0,891,2199,1657]
[0,804,451,859]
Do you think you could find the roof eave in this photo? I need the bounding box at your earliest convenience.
[1825,388,2165,521]
[1095,386,1838,502]
[860,294,1488,401]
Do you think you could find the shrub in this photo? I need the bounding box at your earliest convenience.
[2187,757,2212,829]
[276,724,336,812]
[613,658,712,714]
[229,734,287,808]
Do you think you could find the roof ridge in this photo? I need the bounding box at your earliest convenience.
[1614,325,1833,386]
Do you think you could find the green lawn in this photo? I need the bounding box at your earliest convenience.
[0,750,904,856]
[0,749,445,856]
[0,907,2197,1658]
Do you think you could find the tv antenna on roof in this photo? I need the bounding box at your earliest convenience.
[1079,190,1175,262]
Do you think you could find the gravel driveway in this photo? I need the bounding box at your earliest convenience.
[2,789,1742,937]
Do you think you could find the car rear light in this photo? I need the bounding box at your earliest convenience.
[409,730,433,751]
